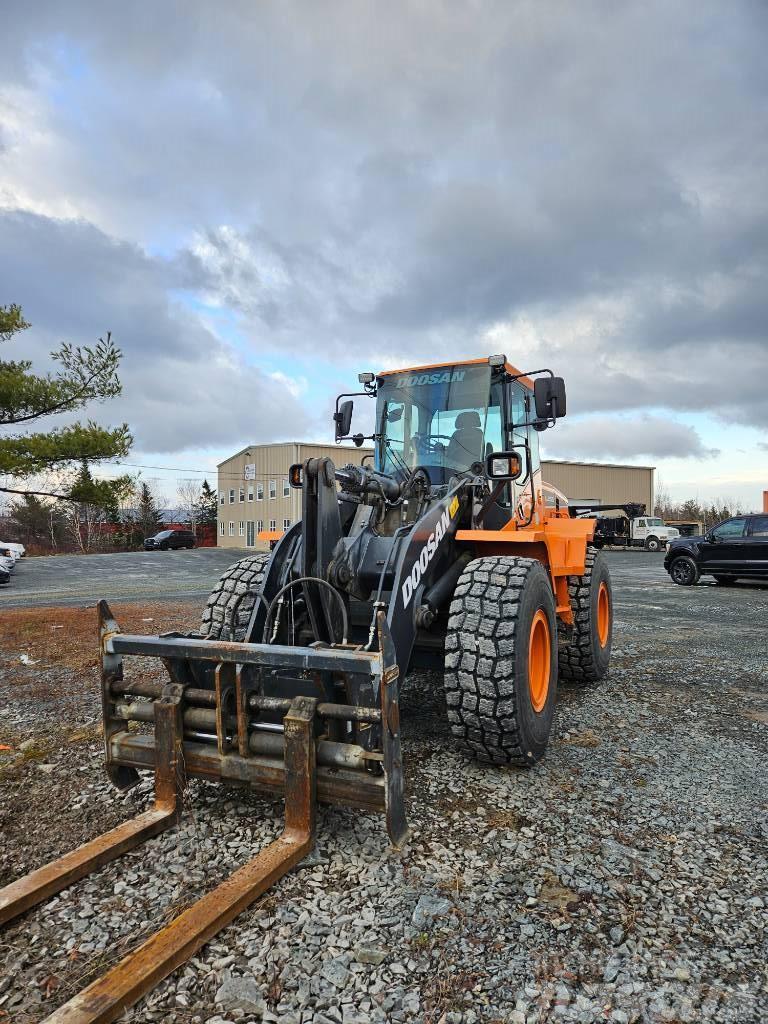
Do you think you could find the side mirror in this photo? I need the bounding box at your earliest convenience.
[334,399,353,440]
[486,450,523,481]
[534,376,567,421]
[706,532,717,543]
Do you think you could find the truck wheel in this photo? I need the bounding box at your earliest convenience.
[558,548,612,685]
[202,553,269,641]
[645,536,661,552]
[669,555,699,587]
[444,556,557,766]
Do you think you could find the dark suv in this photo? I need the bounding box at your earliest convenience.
[144,529,196,551]
[664,514,768,586]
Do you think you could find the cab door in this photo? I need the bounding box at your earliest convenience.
[699,517,748,572]
[746,515,768,574]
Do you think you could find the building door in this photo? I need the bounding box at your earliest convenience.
[246,521,255,547]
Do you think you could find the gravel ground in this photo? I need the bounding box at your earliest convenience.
[0,554,766,1023]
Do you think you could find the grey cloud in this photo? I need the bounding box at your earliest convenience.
[543,415,719,462]
[0,209,309,452]
[1,1,767,439]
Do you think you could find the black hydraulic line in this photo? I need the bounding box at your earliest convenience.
[262,576,349,645]
[365,523,411,650]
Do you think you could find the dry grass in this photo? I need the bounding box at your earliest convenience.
[0,601,200,674]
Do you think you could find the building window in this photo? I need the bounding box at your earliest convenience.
[269,519,276,531]
[283,518,291,530]
[247,484,254,501]
[257,519,263,534]
[219,491,225,506]
[219,521,225,536]
[269,480,276,499]
[239,521,245,536]
[228,522,235,536]
[239,487,245,503]
[229,489,235,504]
[283,479,290,497]
[256,483,264,500]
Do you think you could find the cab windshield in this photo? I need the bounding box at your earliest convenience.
[376,363,503,484]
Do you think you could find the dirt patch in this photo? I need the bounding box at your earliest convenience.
[0,601,200,680]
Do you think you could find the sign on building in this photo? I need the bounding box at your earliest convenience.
[244,464,256,480]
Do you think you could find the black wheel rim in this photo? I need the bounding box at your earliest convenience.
[672,560,692,584]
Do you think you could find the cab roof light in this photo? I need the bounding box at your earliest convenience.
[488,354,507,367]
[358,372,375,384]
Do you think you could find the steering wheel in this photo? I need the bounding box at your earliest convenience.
[412,432,451,455]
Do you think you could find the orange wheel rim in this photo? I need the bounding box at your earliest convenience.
[528,609,551,713]
[597,581,610,648]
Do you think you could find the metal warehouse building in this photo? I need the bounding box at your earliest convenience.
[542,459,654,512]
[217,444,654,550]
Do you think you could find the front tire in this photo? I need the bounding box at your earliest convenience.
[559,548,612,685]
[202,553,269,641]
[444,556,557,766]
[645,536,661,552]
[669,556,699,587]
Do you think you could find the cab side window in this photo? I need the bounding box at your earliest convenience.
[748,516,768,537]
[712,518,746,539]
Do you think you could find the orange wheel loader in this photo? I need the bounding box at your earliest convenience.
[0,354,612,1023]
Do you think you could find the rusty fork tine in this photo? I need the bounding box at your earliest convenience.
[0,696,185,929]
[0,808,175,928]
[40,696,317,1024]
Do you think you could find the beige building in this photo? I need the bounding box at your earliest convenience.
[217,442,374,550]
[218,444,654,550]
[542,459,654,512]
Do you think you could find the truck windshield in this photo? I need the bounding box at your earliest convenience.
[646,518,664,526]
[376,363,501,483]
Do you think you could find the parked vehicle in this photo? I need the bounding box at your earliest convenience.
[0,565,9,585]
[571,504,680,551]
[0,541,25,559]
[664,514,768,586]
[144,529,196,550]
[0,547,16,575]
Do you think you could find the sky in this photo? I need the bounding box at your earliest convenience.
[1,1,767,509]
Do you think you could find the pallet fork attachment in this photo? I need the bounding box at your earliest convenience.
[0,602,407,1023]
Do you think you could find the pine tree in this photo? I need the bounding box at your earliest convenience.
[0,303,133,503]
[136,482,164,538]
[198,479,218,528]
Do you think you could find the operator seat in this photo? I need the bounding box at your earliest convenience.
[447,411,485,469]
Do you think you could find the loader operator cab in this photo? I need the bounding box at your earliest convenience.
[374,360,540,514]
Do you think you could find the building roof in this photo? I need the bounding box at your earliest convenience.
[542,458,655,471]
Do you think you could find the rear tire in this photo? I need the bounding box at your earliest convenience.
[669,555,699,587]
[202,553,269,641]
[559,548,612,685]
[444,556,557,766]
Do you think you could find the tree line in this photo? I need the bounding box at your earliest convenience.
[654,486,755,531]
[1,480,218,554]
